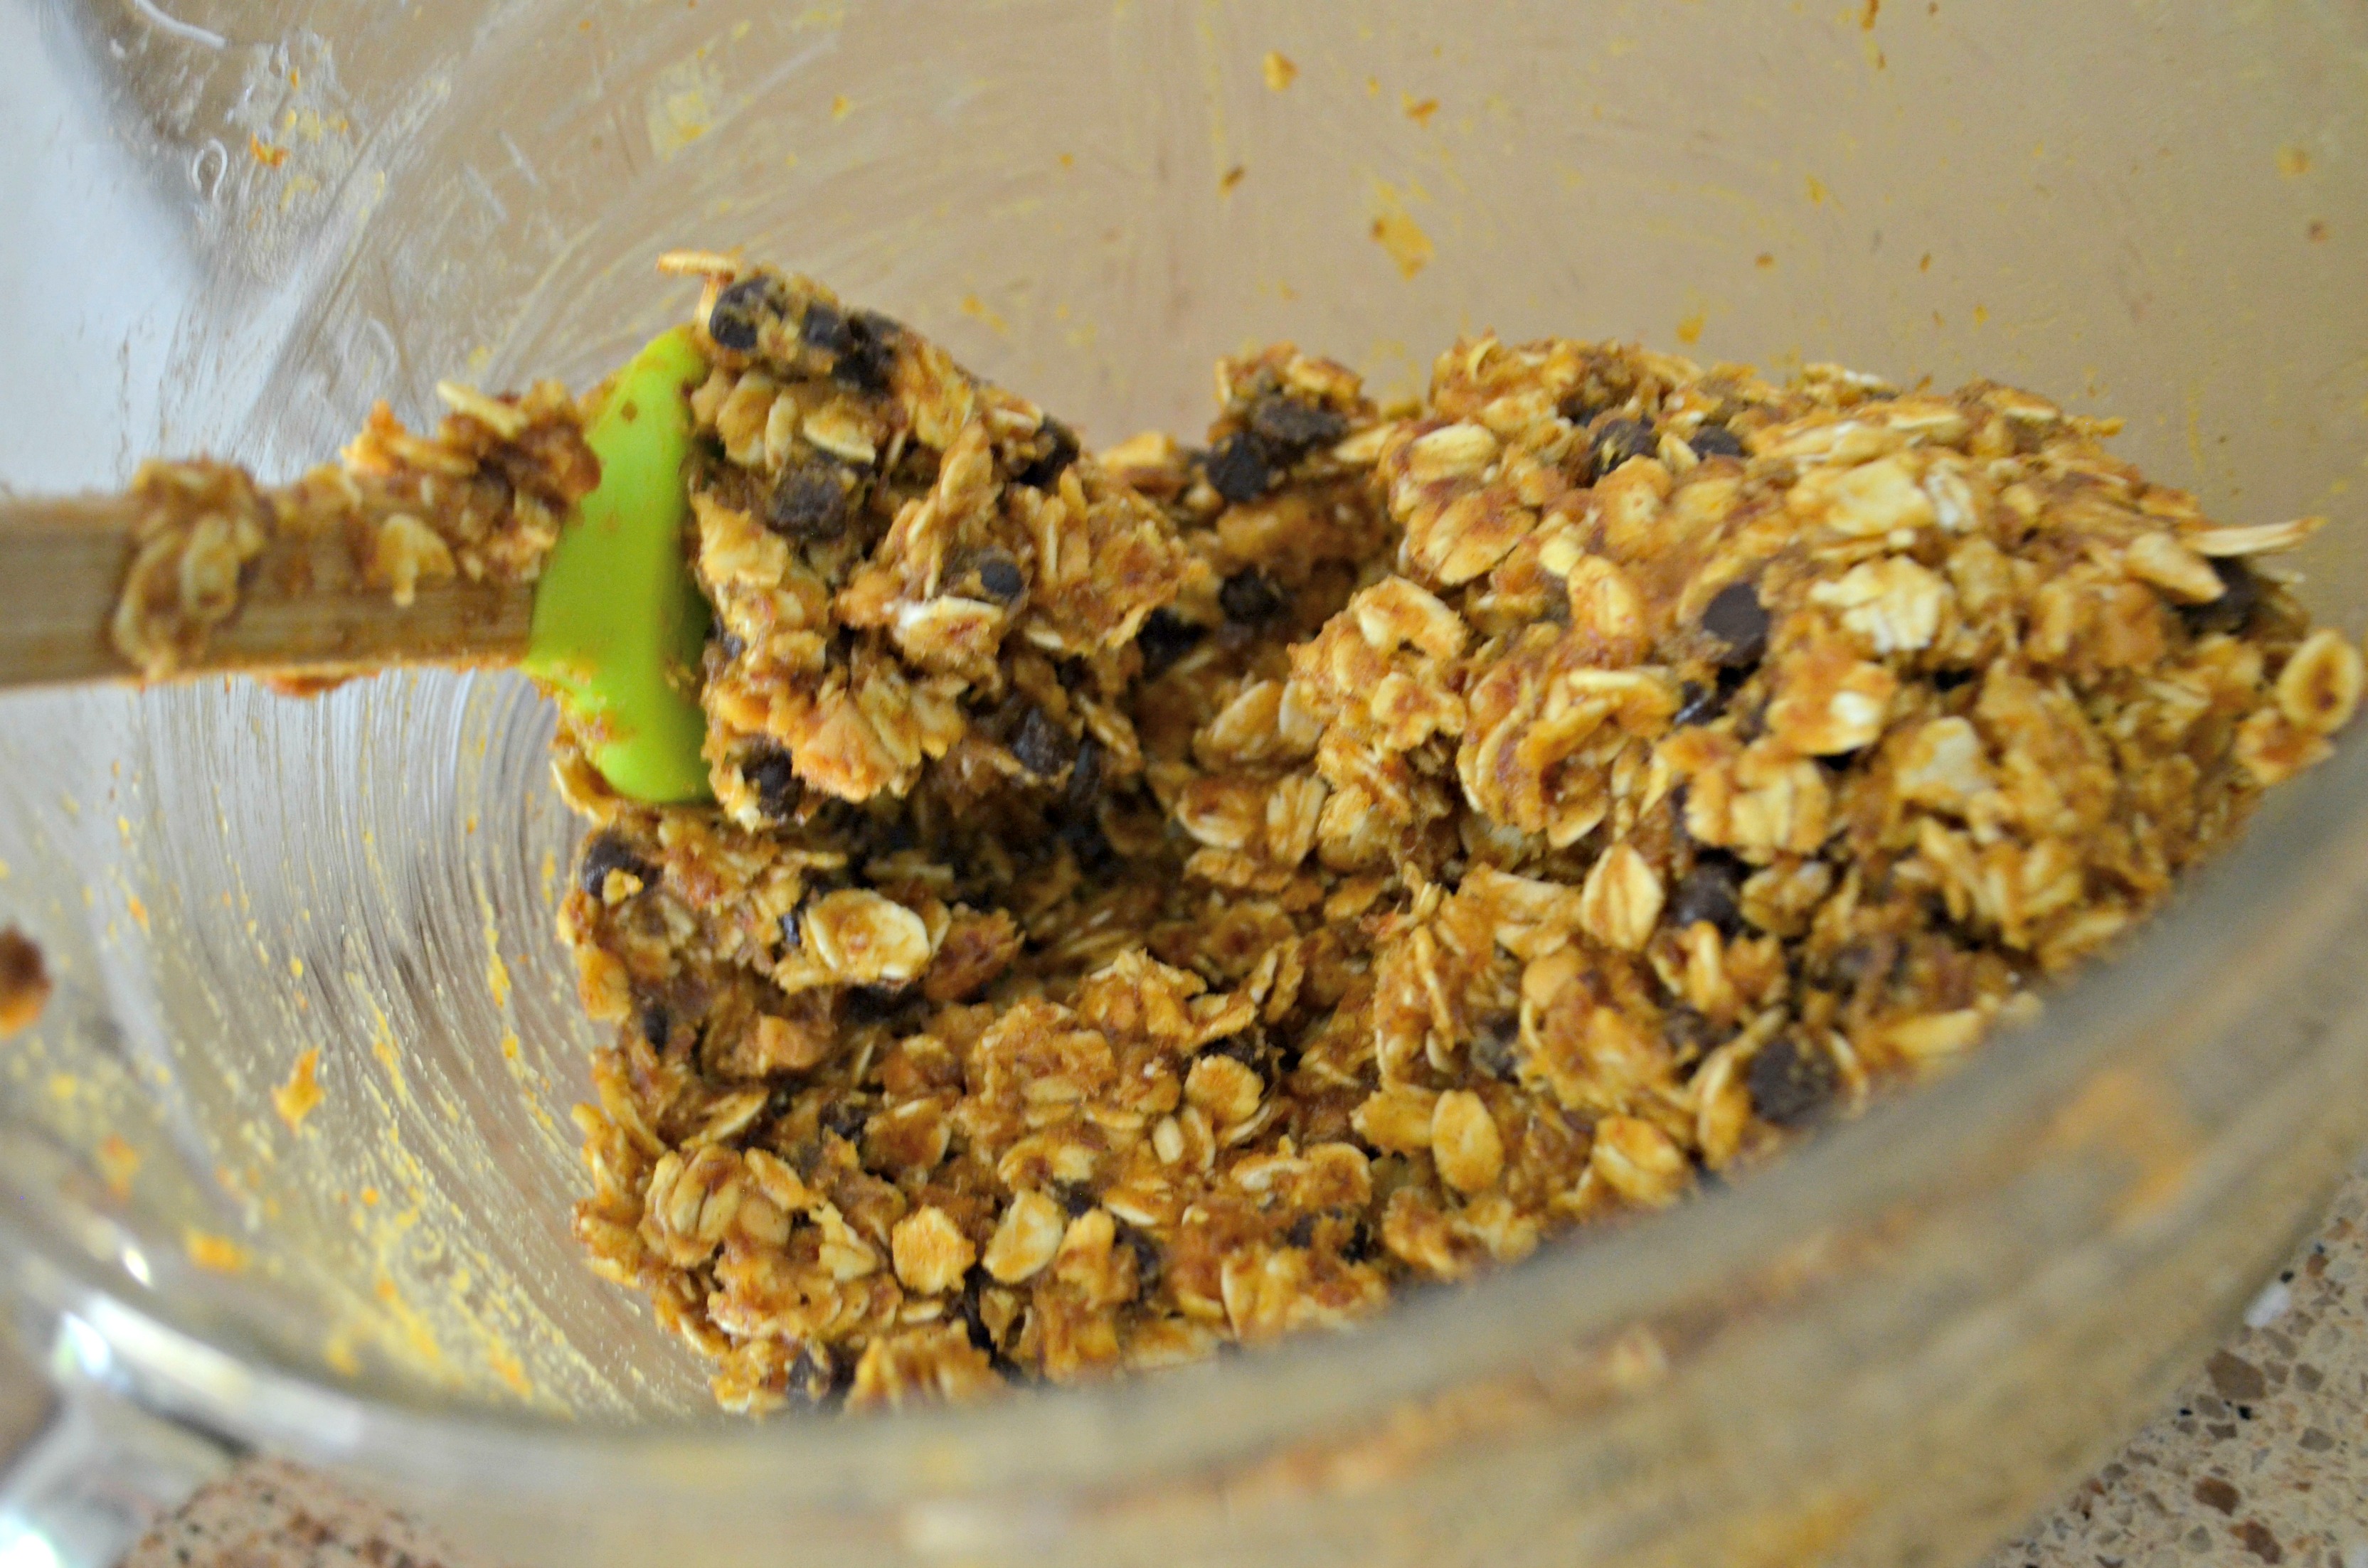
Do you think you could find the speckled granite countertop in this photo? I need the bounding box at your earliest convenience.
[95,1163,2368,1568]
[1988,1166,2368,1568]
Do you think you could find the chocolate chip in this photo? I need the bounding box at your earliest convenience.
[832,311,899,396]
[578,831,654,900]
[1662,1007,1721,1055]
[1673,679,1724,728]
[1218,568,1288,626]
[1209,1033,1271,1083]
[955,1267,996,1350]
[1285,1213,1318,1248]
[1669,853,1746,938]
[1825,938,1894,993]
[1930,666,1977,693]
[1687,422,1746,459]
[1119,1223,1162,1294]
[715,629,747,661]
[1701,580,1770,668]
[1066,735,1104,809]
[2179,556,2261,637]
[1057,812,1120,878]
[706,277,775,352]
[970,549,1026,604]
[1135,607,1204,675]
[638,1000,671,1047]
[777,912,802,951]
[1055,1182,1096,1217]
[1591,417,1659,476]
[1009,708,1073,777]
[1470,1013,1521,1081]
[783,1342,847,1409]
[743,748,801,822]
[1246,396,1347,455]
[1016,419,1080,489]
[841,984,913,1028]
[819,1099,870,1141]
[798,301,853,356]
[1557,389,1609,425]
[766,459,850,540]
[1336,1213,1376,1264]
[1204,432,1272,503]
[1748,1036,1837,1126]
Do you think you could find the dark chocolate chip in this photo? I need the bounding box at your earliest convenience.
[1285,1213,1318,1249]
[743,748,802,822]
[819,1099,870,1141]
[715,629,748,661]
[841,984,913,1028]
[1337,1213,1377,1264]
[831,311,898,396]
[1055,1182,1096,1217]
[972,550,1026,604]
[1669,853,1747,938]
[1673,679,1723,729]
[1135,607,1205,676]
[783,1342,847,1409]
[1591,417,1659,476]
[2179,555,2261,638]
[1246,396,1348,455]
[578,831,654,900]
[1016,419,1080,489]
[638,999,671,1048]
[777,912,803,951]
[955,1268,997,1350]
[1057,812,1121,878]
[1218,568,1288,626]
[1066,735,1104,810]
[1206,1033,1273,1087]
[1470,1013,1521,1081]
[1748,1035,1838,1127]
[766,460,850,540]
[1701,580,1770,668]
[1687,422,1746,459]
[1204,432,1273,503]
[798,301,854,356]
[1009,708,1073,778]
[1825,938,1894,993]
[1662,1007,1721,1055]
[1120,1223,1163,1294]
[706,277,775,352]
[1558,390,1610,426]
[1930,666,1977,693]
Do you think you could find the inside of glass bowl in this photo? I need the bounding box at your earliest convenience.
[1,0,2364,1427]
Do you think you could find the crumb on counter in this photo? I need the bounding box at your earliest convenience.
[0,927,51,1037]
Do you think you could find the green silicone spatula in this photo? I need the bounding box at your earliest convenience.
[0,327,717,804]
[516,326,713,803]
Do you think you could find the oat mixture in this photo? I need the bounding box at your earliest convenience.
[553,259,2359,1413]
[109,382,593,678]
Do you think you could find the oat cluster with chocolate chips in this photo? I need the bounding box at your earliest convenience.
[556,257,2359,1412]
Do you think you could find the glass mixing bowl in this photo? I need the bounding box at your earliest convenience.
[4,2,2367,1563]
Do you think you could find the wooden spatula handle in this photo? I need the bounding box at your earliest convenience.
[0,480,535,693]
[0,492,147,688]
